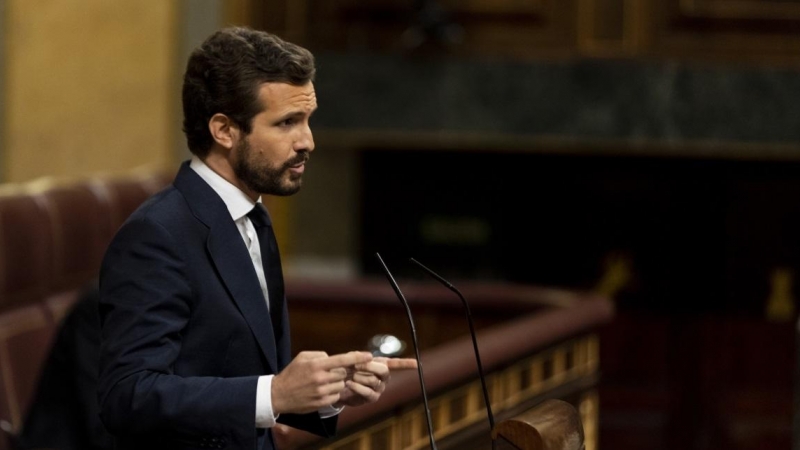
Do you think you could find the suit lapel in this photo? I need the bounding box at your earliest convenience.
[173,162,279,371]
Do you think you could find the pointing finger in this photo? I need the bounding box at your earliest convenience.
[317,351,373,371]
[376,357,418,370]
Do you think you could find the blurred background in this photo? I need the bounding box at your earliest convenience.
[2,0,800,448]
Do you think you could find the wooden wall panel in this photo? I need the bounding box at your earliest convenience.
[252,0,800,65]
[578,0,645,57]
[648,0,800,63]
[680,0,800,20]
[295,0,579,60]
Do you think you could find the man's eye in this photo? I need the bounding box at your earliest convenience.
[279,118,295,127]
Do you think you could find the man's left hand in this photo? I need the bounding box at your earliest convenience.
[333,357,418,407]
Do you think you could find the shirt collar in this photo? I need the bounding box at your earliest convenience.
[189,156,262,222]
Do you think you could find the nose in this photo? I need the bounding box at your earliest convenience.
[295,123,315,153]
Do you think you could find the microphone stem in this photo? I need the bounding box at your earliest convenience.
[409,258,496,449]
[406,309,437,450]
[459,292,497,450]
[376,254,438,450]
[459,295,495,429]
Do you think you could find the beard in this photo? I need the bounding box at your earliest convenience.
[233,138,308,196]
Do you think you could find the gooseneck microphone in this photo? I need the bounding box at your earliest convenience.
[409,258,496,447]
[375,253,438,450]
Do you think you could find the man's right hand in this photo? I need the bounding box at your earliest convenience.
[271,351,373,415]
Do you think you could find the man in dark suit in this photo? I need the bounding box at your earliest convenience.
[98,27,415,450]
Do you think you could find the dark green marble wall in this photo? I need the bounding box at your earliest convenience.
[313,53,800,145]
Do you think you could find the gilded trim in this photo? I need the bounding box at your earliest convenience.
[320,334,600,450]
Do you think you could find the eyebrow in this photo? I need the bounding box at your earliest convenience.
[274,108,317,123]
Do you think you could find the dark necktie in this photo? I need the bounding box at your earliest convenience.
[246,204,285,341]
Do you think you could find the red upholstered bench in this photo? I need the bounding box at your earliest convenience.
[0,169,171,450]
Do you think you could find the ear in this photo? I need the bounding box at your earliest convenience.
[208,113,240,150]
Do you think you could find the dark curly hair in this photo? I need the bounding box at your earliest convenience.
[181,27,316,157]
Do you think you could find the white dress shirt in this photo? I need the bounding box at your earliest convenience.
[190,157,341,429]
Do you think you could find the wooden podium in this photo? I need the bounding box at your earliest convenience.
[492,399,584,450]
[275,278,612,450]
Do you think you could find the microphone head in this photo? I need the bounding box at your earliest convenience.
[368,334,407,357]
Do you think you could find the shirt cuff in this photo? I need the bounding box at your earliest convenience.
[318,404,345,419]
[256,375,278,428]
[257,375,344,427]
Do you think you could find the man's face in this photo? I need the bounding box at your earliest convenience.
[232,81,317,196]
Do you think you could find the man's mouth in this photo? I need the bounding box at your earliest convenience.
[287,159,306,175]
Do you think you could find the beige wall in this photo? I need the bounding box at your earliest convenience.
[0,2,334,266]
[3,0,178,182]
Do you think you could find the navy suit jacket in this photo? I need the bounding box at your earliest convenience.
[98,162,335,450]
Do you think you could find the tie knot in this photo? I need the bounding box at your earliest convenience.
[247,204,272,228]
